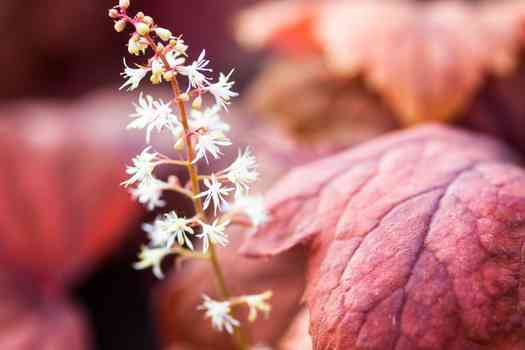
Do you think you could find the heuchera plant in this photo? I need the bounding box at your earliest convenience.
[108,1,271,348]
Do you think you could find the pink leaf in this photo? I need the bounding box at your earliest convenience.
[243,125,525,349]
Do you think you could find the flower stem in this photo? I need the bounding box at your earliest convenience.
[171,77,250,350]
[145,35,249,350]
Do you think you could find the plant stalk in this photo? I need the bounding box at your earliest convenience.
[145,35,249,350]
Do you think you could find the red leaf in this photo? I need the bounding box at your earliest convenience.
[244,58,397,146]
[0,277,90,350]
[236,1,321,56]
[0,95,144,349]
[237,1,525,125]
[243,125,525,349]
[0,106,141,296]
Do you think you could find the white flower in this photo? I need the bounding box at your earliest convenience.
[120,59,148,91]
[130,179,166,210]
[243,291,272,322]
[133,246,171,279]
[194,131,232,164]
[142,218,170,247]
[155,27,172,41]
[172,36,188,57]
[197,219,230,253]
[224,148,258,197]
[228,195,268,227]
[127,93,179,143]
[150,58,165,84]
[198,295,239,334]
[205,70,239,110]
[190,105,230,134]
[157,211,195,250]
[176,49,212,89]
[128,34,148,55]
[196,174,233,215]
[165,48,186,68]
[121,146,158,187]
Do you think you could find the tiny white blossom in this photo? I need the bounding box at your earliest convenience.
[198,295,239,334]
[150,57,165,84]
[130,179,166,210]
[243,291,273,322]
[190,105,230,134]
[165,48,186,68]
[196,174,233,214]
[224,148,258,197]
[157,211,195,250]
[142,218,170,247]
[172,37,188,56]
[121,146,158,187]
[197,219,230,253]
[205,70,239,110]
[127,93,179,143]
[133,246,171,279]
[120,59,148,91]
[155,27,172,41]
[128,34,148,55]
[194,131,232,164]
[228,195,268,228]
[176,49,212,89]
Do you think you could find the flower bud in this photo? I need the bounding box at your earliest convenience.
[192,95,203,109]
[128,33,147,55]
[173,39,188,56]
[155,27,172,41]
[174,137,185,150]
[163,70,174,81]
[151,59,164,76]
[143,16,154,26]
[119,0,130,9]
[114,20,127,32]
[135,22,150,36]
[136,11,144,19]
[150,73,162,85]
[108,9,119,19]
[179,92,190,102]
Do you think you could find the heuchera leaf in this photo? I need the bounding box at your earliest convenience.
[279,307,312,350]
[0,99,143,349]
[237,0,525,125]
[245,59,397,146]
[242,125,525,349]
[0,277,90,350]
[0,110,141,295]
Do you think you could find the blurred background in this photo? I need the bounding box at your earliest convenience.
[0,0,261,101]
[1,0,525,349]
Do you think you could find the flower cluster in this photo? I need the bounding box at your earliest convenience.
[198,291,273,334]
[109,0,271,342]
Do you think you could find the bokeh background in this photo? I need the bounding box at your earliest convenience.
[0,1,261,349]
[0,0,260,101]
[2,0,525,349]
